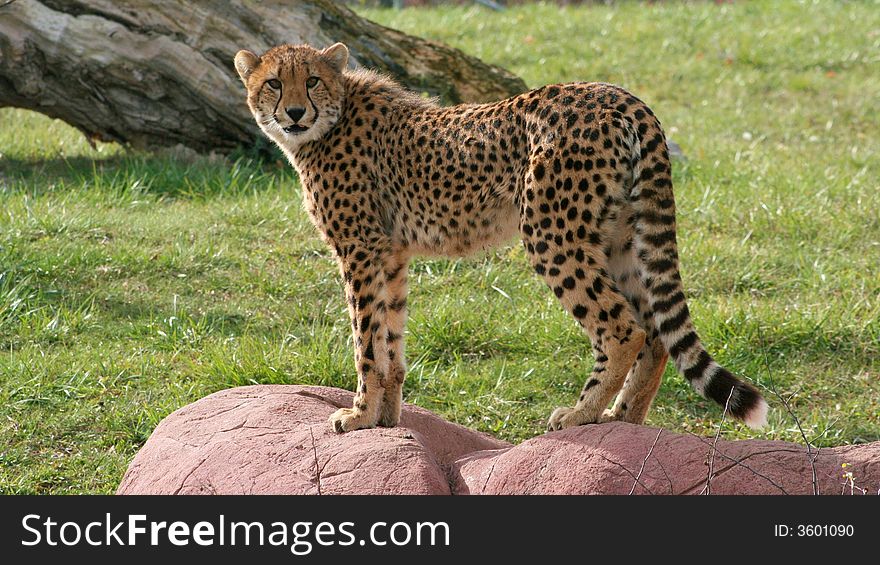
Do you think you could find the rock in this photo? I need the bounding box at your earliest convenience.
[119,386,880,495]
[117,385,508,495]
[454,423,880,495]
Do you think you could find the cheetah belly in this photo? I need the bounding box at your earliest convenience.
[405,199,520,257]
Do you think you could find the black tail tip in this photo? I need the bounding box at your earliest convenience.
[705,368,768,429]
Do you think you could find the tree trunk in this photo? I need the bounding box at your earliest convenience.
[0,0,527,152]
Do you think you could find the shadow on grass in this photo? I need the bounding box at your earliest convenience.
[0,274,254,351]
[1,147,292,200]
[2,155,117,186]
[95,295,250,333]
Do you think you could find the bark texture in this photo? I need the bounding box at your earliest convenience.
[0,0,527,152]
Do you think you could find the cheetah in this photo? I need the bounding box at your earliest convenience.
[234,42,768,433]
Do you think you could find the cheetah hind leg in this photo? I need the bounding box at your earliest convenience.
[600,208,670,424]
[602,339,668,424]
[547,326,646,431]
[518,177,646,429]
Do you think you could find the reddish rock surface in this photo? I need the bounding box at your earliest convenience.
[119,385,879,495]
[454,424,879,495]
[117,385,508,495]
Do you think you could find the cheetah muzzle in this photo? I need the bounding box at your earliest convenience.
[234,42,769,435]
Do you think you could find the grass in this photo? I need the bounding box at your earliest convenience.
[1,0,878,493]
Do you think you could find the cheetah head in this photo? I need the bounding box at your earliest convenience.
[234,43,349,151]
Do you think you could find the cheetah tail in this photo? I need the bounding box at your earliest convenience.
[627,124,768,429]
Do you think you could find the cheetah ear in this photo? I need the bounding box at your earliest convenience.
[234,50,260,83]
[321,42,349,72]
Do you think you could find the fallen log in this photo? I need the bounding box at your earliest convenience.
[0,0,527,152]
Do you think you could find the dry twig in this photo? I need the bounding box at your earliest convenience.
[701,386,735,495]
[629,429,664,495]
[689,435,790,494]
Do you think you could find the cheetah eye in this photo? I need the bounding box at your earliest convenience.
[306,76,320,89]
[266,79,282,90]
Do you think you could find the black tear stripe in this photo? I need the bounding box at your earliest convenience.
[306,88,321,123]
[272,81,283,122]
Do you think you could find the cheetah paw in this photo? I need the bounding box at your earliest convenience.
[547,406,601,431]
[328,407,377,433]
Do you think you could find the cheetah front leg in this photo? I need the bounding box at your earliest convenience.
[378,252,410,427]
[328,244,389,433]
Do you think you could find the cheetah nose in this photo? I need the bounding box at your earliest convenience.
[285,106,306,123]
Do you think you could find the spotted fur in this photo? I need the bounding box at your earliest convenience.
[234,43,768,433]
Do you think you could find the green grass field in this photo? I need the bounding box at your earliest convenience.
[1,0,878,494]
